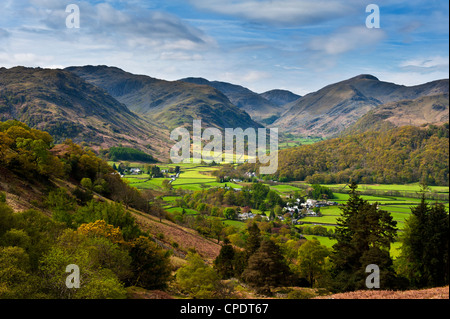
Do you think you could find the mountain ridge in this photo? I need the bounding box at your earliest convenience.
[66,66,262,132]
[180,77,294,122]
[273,74,449,136]
[0,66,171,160]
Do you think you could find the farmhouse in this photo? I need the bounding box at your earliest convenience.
[130,168,142,175]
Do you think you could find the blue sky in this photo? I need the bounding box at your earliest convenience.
[0,0,448,95]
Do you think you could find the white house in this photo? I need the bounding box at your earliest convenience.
[130,168,142,175]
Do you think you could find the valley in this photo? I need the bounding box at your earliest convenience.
[0,65,448,300]
[114,158,449,261]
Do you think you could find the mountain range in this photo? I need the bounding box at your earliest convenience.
[272,74,449,136]
[66,66,262,131]
[180,77,300,122]
[0,65,448,161]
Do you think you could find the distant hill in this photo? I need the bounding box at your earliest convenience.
[273,74,449,136]
[342,93,449,135]
[260,89,301,107]
[180,77,294,122]
[66,66,262,131]
[270,123,449,185]
[0,66,171,160]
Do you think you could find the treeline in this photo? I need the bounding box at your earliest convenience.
[272,124,449,185]
[103,146,156,163]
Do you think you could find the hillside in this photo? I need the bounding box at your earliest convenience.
[0,66,171,160]
[0,120,220,261]
[180,77,292,122]
[271,123,449,185]
[66,66,262,131]
[314,286,449,299]
[273,74,449,136]
[342,93,449,135]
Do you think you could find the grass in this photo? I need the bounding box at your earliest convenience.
[269,184,303,194]
[165,207,199,215]
[303,235,336,248]
[319,183,449,194]
[278,136,324,150]
[303,235,403,258]
[221,219,246,229]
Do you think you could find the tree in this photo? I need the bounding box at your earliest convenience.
[242,239,292,295]
[223,207,236,220]
[80,177,93,190]
[176,252,221,298]
[398,192,449,288]
[0,246,44,298]
[151,165,162,178]
[210,218,225,243]
[38,229,130,299]
[214,238,236,279]
[330,182,398,292]
[297,239,330,287]
[128,236,172,290]
[245,222,261,258]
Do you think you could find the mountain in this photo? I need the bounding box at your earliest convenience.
[0,66,170,160]
[273,74,449,136]
[260,89,301,107]
[342,93,449,135]
[180,77,292,122]
[66,66,262,131]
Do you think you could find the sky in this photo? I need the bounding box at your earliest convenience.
[0,0,448,95]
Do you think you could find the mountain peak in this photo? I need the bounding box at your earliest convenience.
[352,74,379,81]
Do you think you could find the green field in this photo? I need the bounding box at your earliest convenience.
[278,136,324,150]
[110,160,448,260]
[318,183,449,194]
[165,207,199,215]
[120,163,242,191]
[302,235,403,258]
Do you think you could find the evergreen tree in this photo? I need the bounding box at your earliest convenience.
[398,192,449,288]
[245,222,261,258]
[242,239,292,295]
[214,238,236,279]
[424,203,449,287]
[330,182,397,292]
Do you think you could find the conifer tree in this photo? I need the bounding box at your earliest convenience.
[398,190,449,288]
[330,182,397,292]
[214,238,236,279]
[245,222,261,258]
[242,239,292,295]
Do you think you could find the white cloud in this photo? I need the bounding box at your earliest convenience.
[159,51,204,61]
[308,26,386,55]
[242,70,270,82]
[399,56,449,69]
[373,70,449,87]
[188,0,358,26]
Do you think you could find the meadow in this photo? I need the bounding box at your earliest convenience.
[278,136,324,150]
